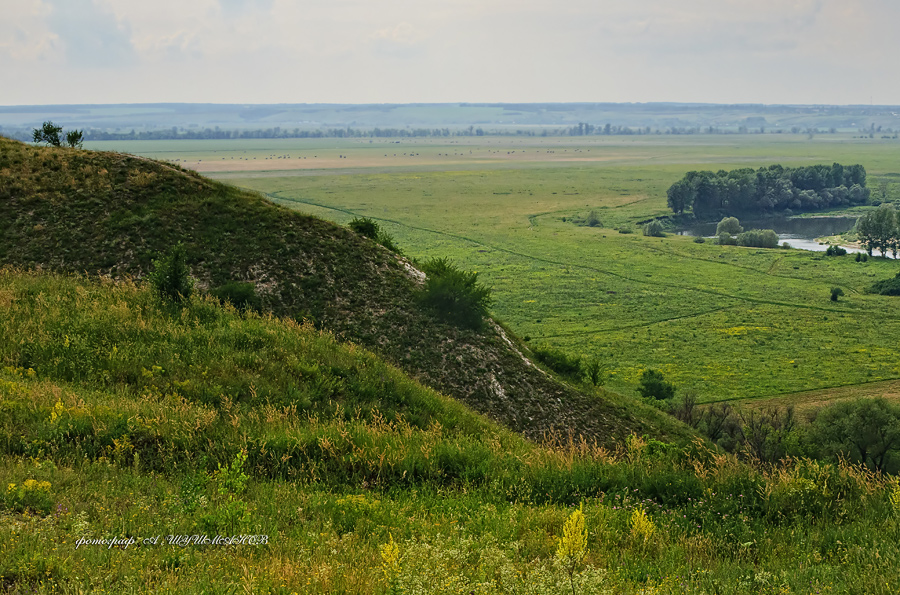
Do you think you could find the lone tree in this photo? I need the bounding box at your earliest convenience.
[643,220,665,237]
[716,217,743,236]
[32,121,84,148]
[65,129,84,149]
[147,243,194,305]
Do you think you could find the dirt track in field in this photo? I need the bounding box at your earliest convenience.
[729,379,900,416]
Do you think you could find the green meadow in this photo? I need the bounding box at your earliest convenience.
[3,269,900,594]
[114,134,900,404]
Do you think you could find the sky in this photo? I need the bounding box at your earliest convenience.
[2,0,898,106]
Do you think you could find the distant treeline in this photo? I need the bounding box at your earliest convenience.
[3,122,894,143]
[667,163,870,219]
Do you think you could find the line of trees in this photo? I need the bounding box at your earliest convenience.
[856,203,900,257]
[670,394,900,472]
[667,163,870,219]
[6,124,886,144]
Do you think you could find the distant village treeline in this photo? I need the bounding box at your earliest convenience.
[2,122,895,143]
[667,163,870,219]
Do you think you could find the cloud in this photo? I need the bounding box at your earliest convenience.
[372,22,423,46]
[44,0,136,68]
[218,0,274,19]
[0,0,59,63]
[1,0,899,105]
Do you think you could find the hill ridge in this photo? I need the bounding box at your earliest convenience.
[0,136,689,444]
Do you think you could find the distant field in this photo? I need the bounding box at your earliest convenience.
[99,135,900,403]
[86,134,900,176]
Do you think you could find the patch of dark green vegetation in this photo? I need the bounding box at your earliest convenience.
[531,345,583,378]
[669,392,900,473]
[869,270,900,295]
[210,281,261,312]
[418,257,493,330]
[638,369,677,401]
[668,163,869,219]
[713,217,779,248]
[348,216,402,254]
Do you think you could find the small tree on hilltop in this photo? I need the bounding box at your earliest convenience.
[32,121,63,147]
[65,129,84,149]
[32,121,85,148]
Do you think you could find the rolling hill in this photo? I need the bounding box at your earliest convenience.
[0,136,686,444]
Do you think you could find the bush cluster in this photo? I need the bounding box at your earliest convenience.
[670,393,900,473]
[418,258,492,330]
[348,217,402,254]
[869,270,900,295]
[211,282,261,312]
[642,220,665,237]
[147,243,194,305]
[637,369,676,400]
[736,229,779,248]
[530,346,608,386]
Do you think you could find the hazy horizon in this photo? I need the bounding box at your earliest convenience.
[2,0,898,107]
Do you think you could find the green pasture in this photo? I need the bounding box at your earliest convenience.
[3,270,900,594]
[113,135,900,403]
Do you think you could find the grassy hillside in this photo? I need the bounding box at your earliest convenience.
[0,136,688,444]
[0,269,535,486]
[1,270,900,593]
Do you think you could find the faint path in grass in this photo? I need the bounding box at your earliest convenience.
[268,192,878,320]
[710,378,900,412]
[638,243,864,293]
[537,304,741,338]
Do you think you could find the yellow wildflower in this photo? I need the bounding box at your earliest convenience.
[556,503,588,565]
[379,533,400,584]
[631,508,655,542]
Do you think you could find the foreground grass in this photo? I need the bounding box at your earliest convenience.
[1,270,900,594]
[4,454,900,595]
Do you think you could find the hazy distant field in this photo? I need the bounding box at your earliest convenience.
[86,134,900,176]
[97,135,900,403]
